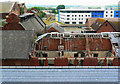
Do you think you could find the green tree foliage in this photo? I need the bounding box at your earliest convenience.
[20,7,24,15]
[56,5,65,10]
[50,9,56,13]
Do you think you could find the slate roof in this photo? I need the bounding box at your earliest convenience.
[0,1,15,13]
[20,14,46,33]
[1,30,34,59]
[47,23,64,33]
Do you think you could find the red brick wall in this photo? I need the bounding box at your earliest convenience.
[97,22,116,33]
[112,58,120,66]
[54,58,68,66]
[2,58,39,66]
[37,38,112,51]
[83,58,98,66]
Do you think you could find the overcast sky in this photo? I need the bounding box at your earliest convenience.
[0,0,120,6]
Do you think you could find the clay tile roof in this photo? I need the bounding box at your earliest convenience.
[91,18,106,31]
[86,18,97,26]
[109,21,120,32]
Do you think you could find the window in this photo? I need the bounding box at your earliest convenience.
[106,15,108,17]
[95,15,97,16]
[79,22,83,24]
[82,15,83,17]
[81,18,83,20]
[72,15,74,17]
[94,54,98,57]
[95,11,97,13]
[43,53,48,57]
[74,47,78,51]
[44,46,48,50]
[106,11,108,13]
[67,15,70,17]
[105,24,108,27]
[72,18,74,20]
[79,15,80,17]
[74,53,78,57]
[85,15,87,17]
[92,15,94,17]
[72,22,76,24]
[79,18,80,20]
[75,15,77,17]
[111,11,113,13]
[111,15,113,17]
[116,15,118,17]
[81,53,85,57]
[75,18,77,20]
[67,18,70,20]
[88,15,90,17]
[110,8,112,10]
[65,22,70,24]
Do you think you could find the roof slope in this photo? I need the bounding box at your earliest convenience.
[2,30,33,59]
[47,23,64,33]
[91,18,106,31]
[0,2,14,13]
[20,14,45,33]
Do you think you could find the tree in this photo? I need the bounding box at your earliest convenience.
[51,9,56,13]
[56,5,65,11]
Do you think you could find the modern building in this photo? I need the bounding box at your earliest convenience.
[58,8,120,24]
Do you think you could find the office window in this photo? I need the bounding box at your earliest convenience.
[81,18,83,20]
[111,11,113,13]
[95,15,97,16]
[65,22,70,24]
[88,15,90,17]
[116,15,118,17]
[72,18,74,20]
[111,15,113,17]
[82,15,83,17]
[106,15,108,17]
[79,18,81,20]
[75,18,77,20]
[67,15,70,17]
[72,22,76,24]
[72,15,74,17]
[79,22,83,24]
[85,15,87,17]
[106,11,108,13]
[67,18,70,20]
[79,15,81,17]
[92,15,94,17]
[94,54,98,57]
[75,15,77,17]
[95,11,97,13]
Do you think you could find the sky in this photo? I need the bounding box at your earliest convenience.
[0,0,120,7]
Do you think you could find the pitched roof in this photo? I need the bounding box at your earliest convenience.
[86,18,97,26]
[109,21,120,32]
[91,18,106,31]
[0,1,15,13]
[1,30,33,59]
[47,23,64,33]
[91,18,120,32]
[20,13,46,33]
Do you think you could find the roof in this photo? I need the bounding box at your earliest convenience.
[109,21,120,32]
[0,1,15,13]
[60,9,105,11]
[1,30,34,59]
[86,18,97,26]
[91,18,107,31]
[20,14,46,33]
[91,18,120,32]
[47,23,64,33]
